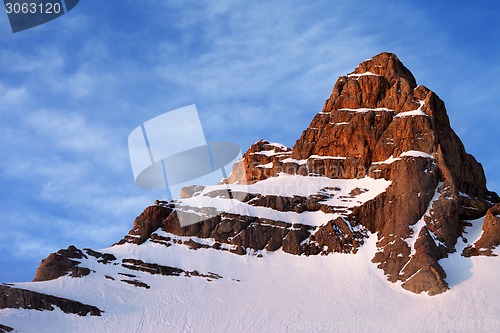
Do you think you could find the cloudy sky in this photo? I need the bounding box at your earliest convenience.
[0,1,499,282]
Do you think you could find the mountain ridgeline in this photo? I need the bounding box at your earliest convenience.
[34,53,500,294]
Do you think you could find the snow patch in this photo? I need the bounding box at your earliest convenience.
[400,150,434,159]
[256,162,273,168]
[372,155,400,165]
[266,142,289,150]
[347,71,380,78]
[372,150,433,165]
[309,155,347,160]
[395,110,428,117]
[176,175,391,227]
[281,157,307,165]
[395,100,429,118]
[338,107,394,113]
[249,150,289,157]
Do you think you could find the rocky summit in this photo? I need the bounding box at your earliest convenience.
[2,52,499,331]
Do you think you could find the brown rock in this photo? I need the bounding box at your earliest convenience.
[120,204,173,244]
[120,279,150,289]
[463,203,500,256]
[33,245,88,282]
[0,285,102,316]
[226,140,292,184]
[0,324,14,333]
[83,249,117,264]
[312,217,363,254]
[121,258,222,280]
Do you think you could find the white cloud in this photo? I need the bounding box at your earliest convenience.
[0,48,63,73]
[25,110,116,154]
[0,82,28,109]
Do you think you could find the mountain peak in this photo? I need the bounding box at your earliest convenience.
[319,52,421,114]
[32,53,500,297]
[2,53,499,331]
[350,52,417,88]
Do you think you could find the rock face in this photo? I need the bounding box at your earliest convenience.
[223,52,498,295]
[26,52,500,299]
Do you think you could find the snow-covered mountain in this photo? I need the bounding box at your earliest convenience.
[1,52,499,333]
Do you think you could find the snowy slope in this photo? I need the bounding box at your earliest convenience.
[176,174,391,227]
[1,217,499,333]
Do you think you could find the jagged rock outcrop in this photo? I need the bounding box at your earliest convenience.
[0,324,13,333]
[30,52,499,297]
[121,204,174,244]
[122,258,223,280]
[33,246,116,282]
[33,245,89,282]
[463,202,500,256]
[0,285,102,316]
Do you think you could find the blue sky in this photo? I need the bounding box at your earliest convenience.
[0,1,499,282]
